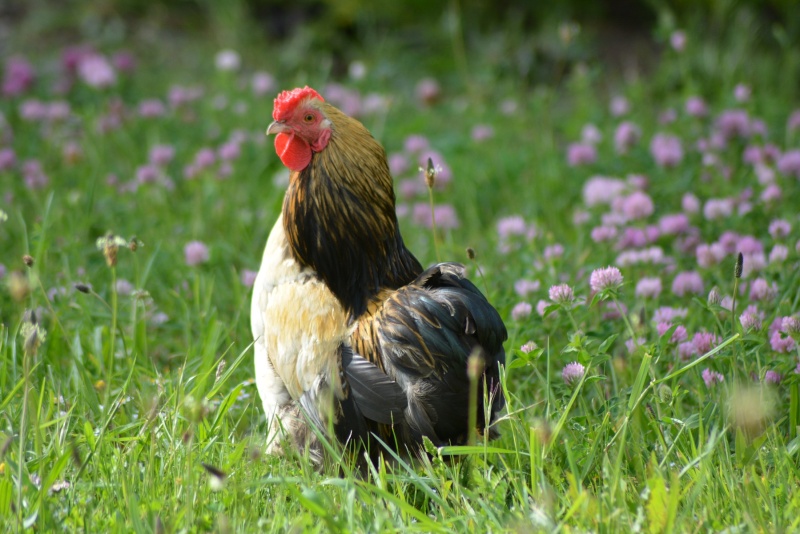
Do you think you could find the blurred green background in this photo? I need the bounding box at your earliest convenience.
[3,0,799,94]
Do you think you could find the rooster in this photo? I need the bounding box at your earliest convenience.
[251,86,506,464]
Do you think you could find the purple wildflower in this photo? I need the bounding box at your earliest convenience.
[78,54,116,88]
[672,271,704,297]
[617,227,648,249]
[635,277,662,299]
[411,203,460,229]
[214,49,241,71]
[567,142,597,167]
[2,56,35,96]
[496,216,527,239]
[657,322,687,343]
[764,370,782,385]
[761,184,781,203]
[149,144,175,166]
[738,235,764,254]
[621,191,654,220]
[251,72,275,96]
[398,179,426,199]
[471,124,495,142]
[678,342,695,360]
[769,245,789,264]
[659,108,677,124]
[591,225,618,243]
[20,99,47,121]
[581,124,603,144]
[241,269,258,288]
[415,78,441,105]
[388,153,408,176]
[404,135,430,154]
[788,110,800,132]
[536,299,550,317]
[716,110,750,140]
[670,31,687,52]
[549,284,575,304]
[770,317,796,352]
[138,99,166,118]
[768,219,791,240]
[650,134,683,167]
[582,176,626,206]
[693,332,720,354]
[112,51,136,73]
[610,96,629,116]
[614,122,640,154]
[734,84,751,103]
[703,198,734,220]
[782,316,800,334]
[625,337,645,354]
[520,341,538,354]
[695,243,726,268]
[0,148,16,171]
[685,96,707,117]
[23,160,49,189]
[184,241,210,266]
[135,164,161,185]
[681,193,700,213]
[562,362,585,385]
[218,141,241,161]
[659,213,690,235]
[739,306,762,331]
[777,150,800,178]
[702,369,724,388]
[115,279,134,296]
[511,302,533,321]
[514,279,540,297]
[590,266,623,292]
[543,244,564,261]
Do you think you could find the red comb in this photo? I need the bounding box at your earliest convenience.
[273,86,324,121]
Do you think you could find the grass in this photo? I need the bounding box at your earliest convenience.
[2,12,800,532]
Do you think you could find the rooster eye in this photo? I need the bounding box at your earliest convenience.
[304,114,315,122]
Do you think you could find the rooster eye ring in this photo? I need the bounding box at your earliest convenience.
[304,114,315,122]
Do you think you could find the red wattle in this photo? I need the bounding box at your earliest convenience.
[275,132,312,172]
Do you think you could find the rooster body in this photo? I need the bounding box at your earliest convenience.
[251,87,506,461]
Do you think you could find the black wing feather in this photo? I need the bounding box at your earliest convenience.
[341,348,407,425]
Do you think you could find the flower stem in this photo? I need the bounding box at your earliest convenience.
[428,187,441,262]
[107,267,118,404]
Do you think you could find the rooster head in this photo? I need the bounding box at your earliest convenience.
[267,86,332,172]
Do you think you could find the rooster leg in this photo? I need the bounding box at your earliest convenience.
[253,340,292,453]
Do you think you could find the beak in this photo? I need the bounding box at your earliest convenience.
[266,120,289,136]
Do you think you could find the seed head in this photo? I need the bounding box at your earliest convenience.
[129,236,143,252]
[74,283,90,294]
[422,157,439,189]
[735,252,744,279]
[215,359,227,383]
[96,232,128,267]
[707,287,721,306]
[466,247,476,260]
[22,254,34,267]
[20,311,46,355]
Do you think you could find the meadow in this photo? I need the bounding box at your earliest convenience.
[2,10,800,532]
